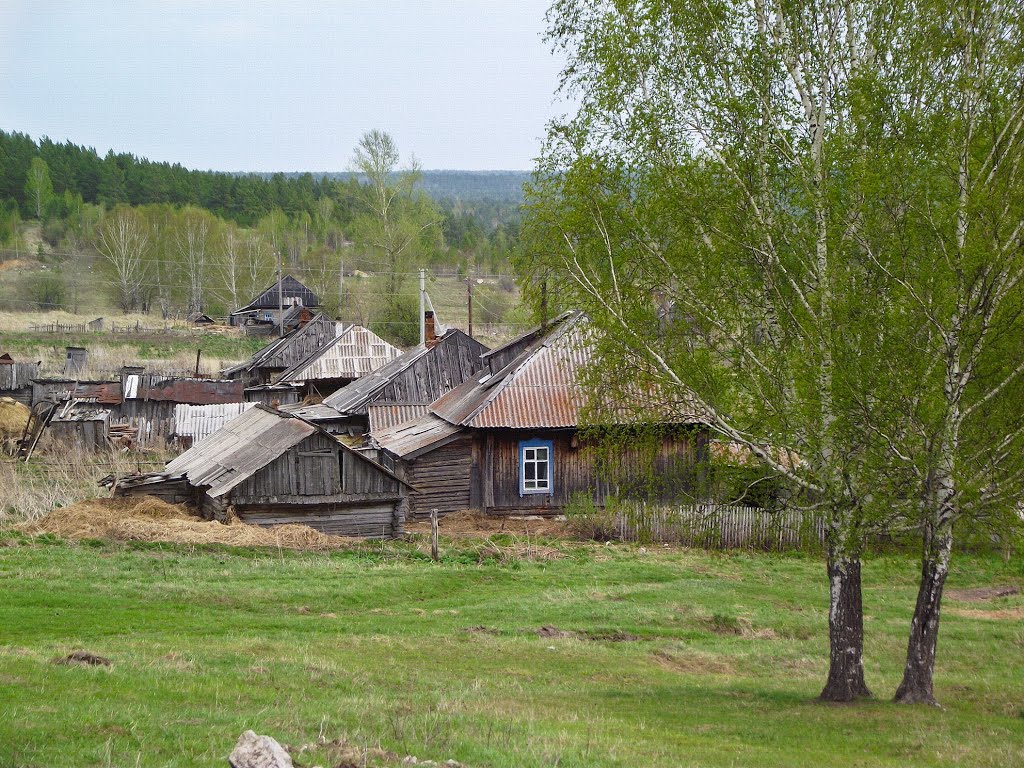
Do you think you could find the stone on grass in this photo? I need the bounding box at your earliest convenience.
[228,731,293,768]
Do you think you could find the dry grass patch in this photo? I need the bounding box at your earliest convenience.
[651,648,736,675]
[18,496,360,551]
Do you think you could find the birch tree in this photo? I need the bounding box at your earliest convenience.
[95,205,149,311]
[174,206,215,316]
[858,0,1024,705]
[526,0,915,701]
[24,157,52,220]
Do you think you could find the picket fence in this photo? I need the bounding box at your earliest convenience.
[614,503,827,550]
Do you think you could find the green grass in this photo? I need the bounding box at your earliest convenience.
[0,534,1021,767]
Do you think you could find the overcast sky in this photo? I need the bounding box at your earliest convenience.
[0,1,568,172]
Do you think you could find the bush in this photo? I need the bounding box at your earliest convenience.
[22,270,66,310]
[370,294,420,347]
[564,492,620,541]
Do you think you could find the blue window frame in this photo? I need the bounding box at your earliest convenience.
[519,439,554,496]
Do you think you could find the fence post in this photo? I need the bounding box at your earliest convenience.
[430,508,439,562]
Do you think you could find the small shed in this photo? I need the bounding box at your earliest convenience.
[0,355,38,405]
[276,323,402,398]
[115,405,410,538]
[188,313,216,326]
[224,313,338,386]
[49,405,111,451]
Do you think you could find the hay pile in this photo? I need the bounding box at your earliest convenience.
[19,496,358,551]
[0,397,30,440]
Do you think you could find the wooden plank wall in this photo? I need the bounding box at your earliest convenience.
[236,503,400,538]
[367,334,487,412]
[406,437,474,518]
[481,430,701,515]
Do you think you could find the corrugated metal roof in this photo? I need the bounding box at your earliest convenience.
[367,403,431,434]
[430,311,707,429]
[173,402,257,443]
[372,412,465,459]
[322,343,432,412]
[278,324,401,383]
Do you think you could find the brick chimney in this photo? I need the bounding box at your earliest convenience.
[425,310,438,348]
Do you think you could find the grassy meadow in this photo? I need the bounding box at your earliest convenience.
[0,533,1021,768]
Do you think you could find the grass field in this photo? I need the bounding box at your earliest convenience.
[1,533,1022,768]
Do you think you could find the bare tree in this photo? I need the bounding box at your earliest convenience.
[95,206,149,311]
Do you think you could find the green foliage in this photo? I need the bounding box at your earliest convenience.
[370,292,421,347]
[21,269,66,310]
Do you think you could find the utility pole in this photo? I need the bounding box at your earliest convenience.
[419,268,426,346]
[338,258,344,319]
[277,249,284,338]
[466,271,474,339]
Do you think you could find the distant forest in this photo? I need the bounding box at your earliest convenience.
[0,129,526,341]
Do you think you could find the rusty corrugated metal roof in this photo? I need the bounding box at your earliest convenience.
[372,412,465,459]
[430,311,707,430]
[367,403,431,434]
[278,324,401,383]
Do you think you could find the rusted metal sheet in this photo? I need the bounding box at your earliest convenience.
[367,403,430,434]
[278,324,401,383]
[372,412,465,459]
[125,374,243,404]
[173,402,257,444]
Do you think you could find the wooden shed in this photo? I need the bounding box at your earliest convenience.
[115,404,410,538]
[0,355,38,405]
[223,313,338,386]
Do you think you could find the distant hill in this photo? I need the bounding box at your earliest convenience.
[276,170,533,204]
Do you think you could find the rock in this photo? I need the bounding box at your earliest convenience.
[229,731,293,768]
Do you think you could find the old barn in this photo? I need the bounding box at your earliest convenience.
[115,405,409,538]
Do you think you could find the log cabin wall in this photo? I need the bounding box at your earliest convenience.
[404,436,474,518]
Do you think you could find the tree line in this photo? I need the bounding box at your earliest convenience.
[0,129,522,341]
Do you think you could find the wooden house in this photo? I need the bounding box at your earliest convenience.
[223,313,337,386]
[275,323,402,399]
[374,312,709,518]
[114,405,410,538]
[287,327,489,435]
[228,275,320,331]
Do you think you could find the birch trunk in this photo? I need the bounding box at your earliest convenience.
[894,523,952,705]
[820,541,871,702]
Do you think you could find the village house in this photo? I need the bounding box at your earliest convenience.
[275,323,402,400]
[113,405,410,538]
[287,320,489,435]
[373,311,709,518]
[223,313,338,387]
[228,275,321,333]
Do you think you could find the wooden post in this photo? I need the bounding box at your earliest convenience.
[430,507,439,561]
[467,273,473,339]
[194,349,202,377]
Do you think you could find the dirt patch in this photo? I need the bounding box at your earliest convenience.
[704,615,778,639]
[463,625,502,636]
[53,651,111,667]
[406,509,569,538]
[651,649,735,675]
[19,497,359,551]
[587,630,641,642]
[537,625,578,639]
[948,607,1024,621]
[947,586,1019,602]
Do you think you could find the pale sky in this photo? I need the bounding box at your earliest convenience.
[0,1,568,172]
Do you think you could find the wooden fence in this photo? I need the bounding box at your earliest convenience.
[614,503,827,550]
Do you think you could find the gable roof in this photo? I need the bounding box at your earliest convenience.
[154,404,405,498]
[430,311,707,430]
[322,328,489,415]
[277,324,401,383]
[223,313,338,377]
[231,275,319,314]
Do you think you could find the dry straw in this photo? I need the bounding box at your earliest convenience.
[19,496,359,551]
